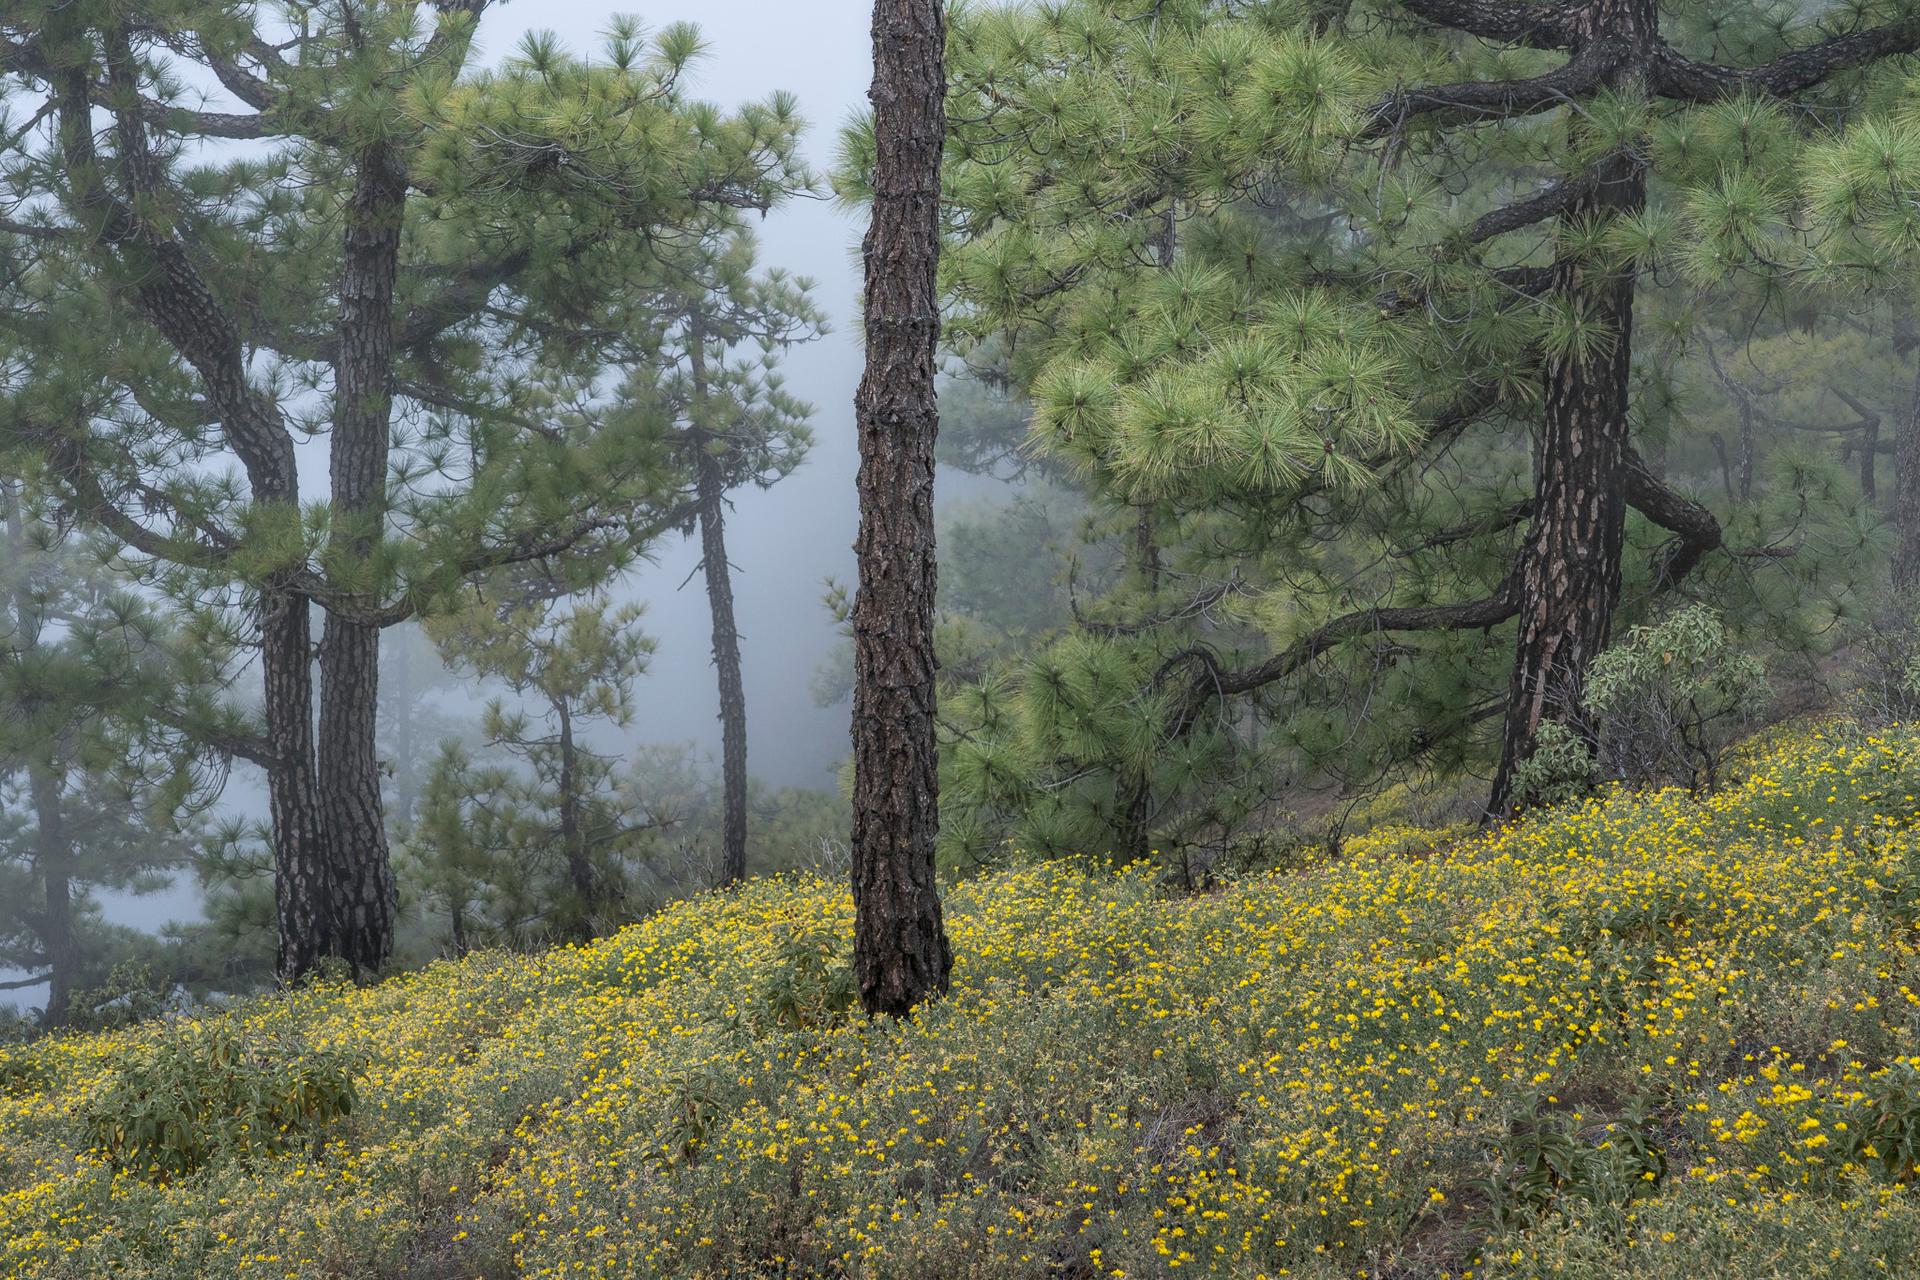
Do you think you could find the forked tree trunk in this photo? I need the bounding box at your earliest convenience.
[849,0,953,1018]
[312,145,406,979]
[267,587,342,981]
[1487,156,1644,817]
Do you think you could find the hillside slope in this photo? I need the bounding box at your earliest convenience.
[6,725,1920,1279]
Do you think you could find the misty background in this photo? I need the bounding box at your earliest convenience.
[1,0,973,1000]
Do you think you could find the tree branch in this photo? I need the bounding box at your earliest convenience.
[1362,37,1624,139]
[1623,446,1723,590]
[1394,0,1579,51]
[1652,20,1920,102]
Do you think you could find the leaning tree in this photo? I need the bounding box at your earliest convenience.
[0,1,807,978]
[929,0,1920,835]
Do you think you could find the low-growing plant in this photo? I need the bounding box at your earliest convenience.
[1586,605,1769,792]
[1476,1093,1668,1232]
[1513,607,1769,808]
[750,918,858,1033]
[82,1018,361,1181]
[1834,1061,1920,1184]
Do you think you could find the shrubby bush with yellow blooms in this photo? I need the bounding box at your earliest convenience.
[9,721,1920,1278]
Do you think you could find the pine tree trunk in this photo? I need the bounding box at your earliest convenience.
[1487,154,1644,818]
[555,696,596,939]
[1895,345,1920,592]
[25,763,76,1026]
[313,145,405,979]
[267,588,340,982]
[850,0,954,1018]
[697,455,751,886]
[1,484,76,1024]
[687,324,751,887]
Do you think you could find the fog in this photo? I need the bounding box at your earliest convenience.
[491,0,873,792]
[1,1,891,1004]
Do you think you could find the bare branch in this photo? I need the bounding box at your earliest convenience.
[1362,37,1624,139]
[1652,20,1920,102]
[1394,0,1579,51]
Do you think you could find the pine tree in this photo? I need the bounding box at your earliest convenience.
[607,232,822,886]
[0,2,808,978]
[0,483,213,1024]
[926,0,1920,830]
[421,577,664,945]
[848,0,954,1017]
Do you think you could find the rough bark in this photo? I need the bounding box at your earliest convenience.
[688,327,751,887]
[314,143,407,978]
[849,0,954,1018]
[1486,4,1649,816]
[266,589,337,982]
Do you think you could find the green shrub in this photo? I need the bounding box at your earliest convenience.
[1476,1092,1667,1232]
[82,1018,360,1181]
[1586,605,1768,791]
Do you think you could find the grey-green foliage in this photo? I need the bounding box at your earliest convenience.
[1514,606,1769,807]
[82,1017,360,1182]
[410,588,665,950]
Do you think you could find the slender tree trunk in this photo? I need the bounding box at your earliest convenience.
[688,325,751,886]
[25,765,76,1026]
[697,459,751,886]
[314,145,405,979]
[849,0,954,1018]
[1487,155,1644,817]
[0,483,76,1024]
[555,695,595,938]
[1896,340,1920,591]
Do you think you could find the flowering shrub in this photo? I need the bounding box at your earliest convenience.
[5,723,1920,1277]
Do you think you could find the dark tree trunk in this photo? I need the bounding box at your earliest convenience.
[849,0,954,1018]
[555,695,596,939]
[267,588,340,982]
[698,456,750,886]
[313,145,406,979]
[1897,342,1920,592]
[688,325,751,887]
[1487,153,1644,818]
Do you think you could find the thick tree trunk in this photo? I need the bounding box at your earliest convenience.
[267,588,340,982]
[849,0,954,1018]
[1895,345,1920,591]
[687,325,751,887]
[313,145,406,979]
[1487,154,1644,817]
